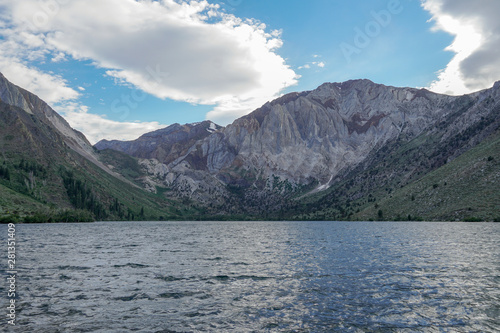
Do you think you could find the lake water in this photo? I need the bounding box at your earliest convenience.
[1,221,499,332]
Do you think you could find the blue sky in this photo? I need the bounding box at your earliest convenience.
[0,0,499,143]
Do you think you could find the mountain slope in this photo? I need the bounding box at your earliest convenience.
[355,128,500,221]
[0,73,194,222]
[176,80,454,185]
[285,83,500,221]
[105,79,498,220]
[2,71,496,222]
[290,126,500,222]
[0,73,99,167]
[95,121,223,164]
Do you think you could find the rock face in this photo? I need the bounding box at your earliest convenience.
[96,121,222,165]
[0,72,110,172]
[94,79,500,209]
[0,72,187,220]
[162,80,458,189]
[1,71,497,220]
[200,80,454,184]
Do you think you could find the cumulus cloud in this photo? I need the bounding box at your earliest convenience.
[54,102,167,144]
[423,0,500,94]
[0,57,79,104]
[0,0,298,128]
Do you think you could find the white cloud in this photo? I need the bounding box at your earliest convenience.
[0,57,79,104]
[423,0,500,94]
[54,101,167,144]
[51,52,66,63]
[298,54,326,71]
[0,26,78,104]
[0,29,166,144]
[0,0,298,127]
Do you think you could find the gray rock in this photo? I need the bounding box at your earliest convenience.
[96,79,500,204]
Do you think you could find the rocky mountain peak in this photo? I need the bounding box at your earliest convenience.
[2,72,497,222]
[0,72,98,162]
[0,72,34,115]
[153,79,498,194]
[95,120,223,165]
[0,72,126,185]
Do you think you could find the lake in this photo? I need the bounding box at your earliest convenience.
[1,221,499,332]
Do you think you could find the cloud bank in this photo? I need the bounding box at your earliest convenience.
[0,0,298,141]
[53,102,167,144]
[423,0,500,95]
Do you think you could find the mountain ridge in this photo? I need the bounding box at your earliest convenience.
[93,78,499,220]
[0,72,498,221]
[130,79,464,184]
[96,120,223,165]
[0,72,196,222]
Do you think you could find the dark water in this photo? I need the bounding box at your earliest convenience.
[1,221,499,332]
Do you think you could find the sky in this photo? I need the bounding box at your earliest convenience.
[0,0,499,144]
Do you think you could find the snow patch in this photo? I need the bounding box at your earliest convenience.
[314,175,334,192]
[206,121,217,133]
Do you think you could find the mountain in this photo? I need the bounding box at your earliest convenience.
[1,71,498,222]
[0,73,196,222]
[0,72,94,160]
[96,79,500,221]
[288,81,500,222]
[95,121,223,165]
[353,129,500,221]
[176,80,453,183]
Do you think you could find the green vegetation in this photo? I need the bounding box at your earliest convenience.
[285,125,500,222]
[0,134,199,223]
[61,168,107,219]
[1,79,498,223]
[96,149,143,183]
[354,129,500,221]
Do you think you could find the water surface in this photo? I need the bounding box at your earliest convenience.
[1,221,499,332]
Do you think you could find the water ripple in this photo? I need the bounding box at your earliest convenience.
[1,221,498,332]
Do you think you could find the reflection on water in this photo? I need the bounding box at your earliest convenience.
[1,221,499,332]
